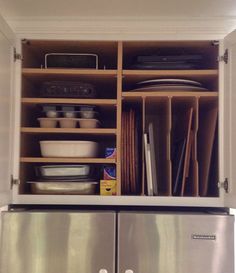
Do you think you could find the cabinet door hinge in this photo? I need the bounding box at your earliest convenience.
[10,175,20,189]
[218,178,229,193]
[14,48,22,62]
[218,49,228,64]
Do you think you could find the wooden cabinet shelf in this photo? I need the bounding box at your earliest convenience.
[122,91,218,99]
[20,157,116,164]
[123,69,218,77]
[21,98,117,107]
[22,68,118,77]
[21,127,117,135]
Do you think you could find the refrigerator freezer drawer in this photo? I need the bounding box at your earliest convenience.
[0,211,116,273]
[118,212,234,273]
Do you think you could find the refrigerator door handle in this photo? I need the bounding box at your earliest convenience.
[99,269,108,273]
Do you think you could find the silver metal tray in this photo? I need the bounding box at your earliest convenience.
[28,181,98,195]
[36,164,91,178]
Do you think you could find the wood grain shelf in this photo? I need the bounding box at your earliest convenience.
[122,91,218,99]
[122,69,218,77]
[21,127,117,135]
[21,98,117,106]
[20,157,116,164]
[22,68,118,77]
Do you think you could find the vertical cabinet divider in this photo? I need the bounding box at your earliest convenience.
[198,97,218,197]
[171,97,197,196]
[192,97,199,196]
[167,97,172,196]
[144,96,171,196]
[182,96,199,197]
[141,96,146,195]
[116,41,123,195]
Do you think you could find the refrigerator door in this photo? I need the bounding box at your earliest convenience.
[118,212,234,273]
[0,211,116,273]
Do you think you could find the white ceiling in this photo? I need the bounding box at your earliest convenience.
[0,0,236,18]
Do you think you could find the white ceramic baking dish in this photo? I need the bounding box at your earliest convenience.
[40,141,99,157]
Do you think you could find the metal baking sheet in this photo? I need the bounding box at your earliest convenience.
[36,165,91,178]
[28,181,98,195]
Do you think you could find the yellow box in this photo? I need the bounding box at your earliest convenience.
[100,180,117,196]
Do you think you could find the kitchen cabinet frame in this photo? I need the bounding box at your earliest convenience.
[1,14,236,208]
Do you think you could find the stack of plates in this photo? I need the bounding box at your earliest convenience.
[130,79,208,92]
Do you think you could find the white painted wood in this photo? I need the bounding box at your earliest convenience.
[223,29,236,208]
[7,17,236,41]
[1,0,236,19]
[0,18,15,206]
[12,195,223,207]
[218,40,227,205]
[11,38,21,202]
[0,13,14,45]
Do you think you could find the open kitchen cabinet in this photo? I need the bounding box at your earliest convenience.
[0,18,15,207]
[1,15,236,207]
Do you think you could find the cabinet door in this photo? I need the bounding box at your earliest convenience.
[0,15,15,207]
[223,29,236,208]
[118,212,234,273]
[0,211,116,273]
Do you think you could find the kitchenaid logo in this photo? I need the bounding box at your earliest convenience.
[191,234,216,240]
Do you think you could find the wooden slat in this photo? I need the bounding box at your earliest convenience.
[21,98,117,106]
[167,97,172,196]
[22,68,117,76]
[123,69,218,77]
[116,41,123,195]
[21,127,117,135]
[122,91,218,99]
[20,157,116,164]
[141,97,146,195]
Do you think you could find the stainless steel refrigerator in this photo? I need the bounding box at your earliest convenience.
[0,211,234,273]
